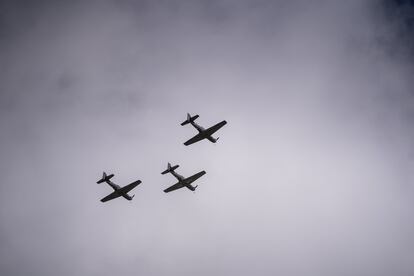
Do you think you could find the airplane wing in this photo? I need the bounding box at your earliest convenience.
[118,180,141,194]
[100,191,121,202]
[164,182,184,193]
[184,133,205,146]
[184,171,206,184]
[205,120,227,135]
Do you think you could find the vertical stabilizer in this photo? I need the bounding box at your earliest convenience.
[161,163,180,174]
[97,172,114,183]
[181,113,199,126]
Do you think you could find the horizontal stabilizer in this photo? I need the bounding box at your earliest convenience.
[161,163,179,174]
[181,113,199,126]
[97,172,114,184]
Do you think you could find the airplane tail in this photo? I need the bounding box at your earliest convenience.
[161,162,179,174]
[97,172,114,184]
[181,113,199,126]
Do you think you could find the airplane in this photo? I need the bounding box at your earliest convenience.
[181,113,227,146]
[161,163,206,193]
[96,172,141,202]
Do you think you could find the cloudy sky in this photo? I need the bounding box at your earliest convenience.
[1,0,414,275]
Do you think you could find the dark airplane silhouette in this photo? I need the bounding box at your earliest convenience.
[96,172,141,202]
[161,163,206,193]
[181,113,227,146]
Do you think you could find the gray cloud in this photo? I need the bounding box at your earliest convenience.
[1,1,414,275]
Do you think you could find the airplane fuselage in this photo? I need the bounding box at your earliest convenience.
[190,121,217,141]
[170,171,197,191]
[170,170,184,181]
[106,180,120,190]
[190,121,204,133]
[105,180,134,200]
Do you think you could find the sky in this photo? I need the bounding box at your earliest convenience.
[0,0,414,275]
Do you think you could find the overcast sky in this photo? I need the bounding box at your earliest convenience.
[1,1,414,275]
